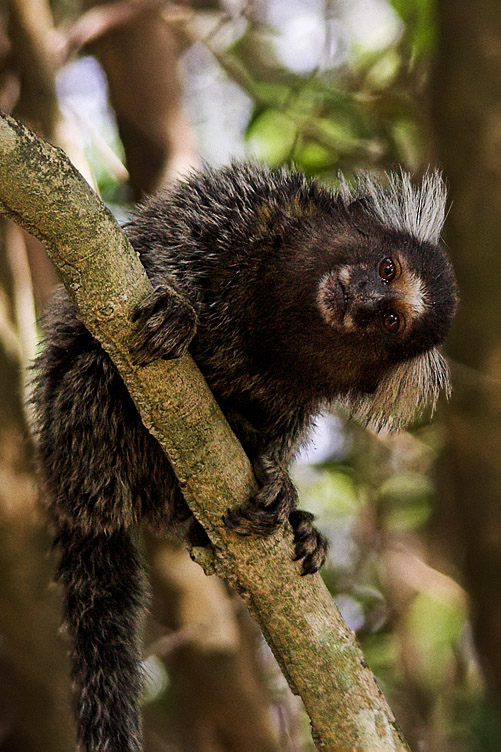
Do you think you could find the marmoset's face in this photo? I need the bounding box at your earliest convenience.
[310,221,457,431]
[316,229,457,368]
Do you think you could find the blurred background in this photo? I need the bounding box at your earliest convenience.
[0,0,500,750]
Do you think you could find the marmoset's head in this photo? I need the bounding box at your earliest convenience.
[314,170,458,431]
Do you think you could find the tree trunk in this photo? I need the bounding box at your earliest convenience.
[432,0,501,699]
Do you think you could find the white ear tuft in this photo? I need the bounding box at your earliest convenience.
[338,168,447,245]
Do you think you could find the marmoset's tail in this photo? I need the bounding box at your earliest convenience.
[56,527,145,752]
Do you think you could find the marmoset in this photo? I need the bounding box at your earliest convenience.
[32,163,457,752]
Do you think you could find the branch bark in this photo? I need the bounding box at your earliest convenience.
[0,111,410,751]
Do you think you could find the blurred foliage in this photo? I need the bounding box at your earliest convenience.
[390,0,438,62]
[77,0,434,196]
[220,2,432,176]
[293,420,487,751]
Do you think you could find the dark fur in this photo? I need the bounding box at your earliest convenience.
[31,163,457,751]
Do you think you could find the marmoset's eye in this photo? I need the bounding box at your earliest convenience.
[379,257,396,282]
[382,310,400,333]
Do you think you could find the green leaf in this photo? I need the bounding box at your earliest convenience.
[245,109,297,164]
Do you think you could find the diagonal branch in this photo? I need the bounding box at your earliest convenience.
[0,111,410,752]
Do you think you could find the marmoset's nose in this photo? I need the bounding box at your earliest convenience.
[351,287,386,323]
[350,268,369,291]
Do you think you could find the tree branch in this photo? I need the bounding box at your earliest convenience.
[0,111,410,751]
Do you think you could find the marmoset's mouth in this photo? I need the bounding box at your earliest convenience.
[331,277,349,322]
[337,279,348,316]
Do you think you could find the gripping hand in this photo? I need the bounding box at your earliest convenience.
[129,285,197,366]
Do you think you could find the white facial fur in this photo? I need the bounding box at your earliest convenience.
[402,269,426,316]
